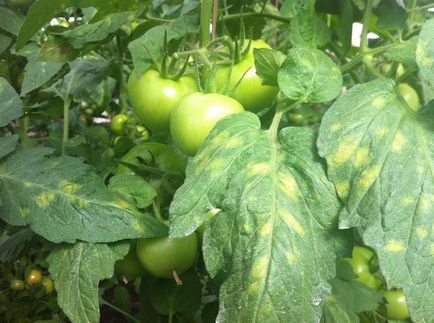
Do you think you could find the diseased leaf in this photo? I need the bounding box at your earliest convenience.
[317,78,434,322]
[277,47,342,103]
[280,0,315,18]
[253,48,286,86]
[16,0,129,49]
[0,228,33,262]
[0,148,166,243]
[38,36,80,62]
[0,77,23,127]
[374,0,408,30]
[58,11,137,49]
[385,37,417,67]
[0,7,24,36]
[47,59,109,100]
[47,241,129,323]
[0,134,19,160]
[0,34,12,55]
[128,15,199,76]
[108,175,157,209]
[288,10,331,48]
[336,0,354,53]
[170,113,351,322]
[322,297,358,323]
[21,58,63,96]
[416,19,434,101]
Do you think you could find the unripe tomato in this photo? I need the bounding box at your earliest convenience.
[41,277,54,294]
[170,92,244,156]
[383,289,410,320]
[127,69,198,133]
[215,40,278,113]
[26,269,43,286]
[111,114,129,135]
[10,279,25,291]
[136,234,198,278]
[114,241,146,278]
[398,83,419,112]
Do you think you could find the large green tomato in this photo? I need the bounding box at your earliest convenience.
[170,92,244,156]
[398,83,419,112]
[136,234,198,278]
[215,40,279,113]
[114,241,145,278]
[117,142,186,176]
[383,289,410,320]
[128,69,198,133]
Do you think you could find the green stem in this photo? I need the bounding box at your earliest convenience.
[144,14,171,23]
[168,313,173,323]
[340,43,401,73]
[200,0,213,47]
[360,0,373,53]
[223,12,291,23]
[267,110,283,140]
[100,299,140,323]
[408,3,434,12]
[20,116,30,148]
[116,35,127,114]
[61,97,71,155]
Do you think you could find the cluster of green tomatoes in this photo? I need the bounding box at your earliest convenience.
[10,267,54,295]
[345,246,409,321]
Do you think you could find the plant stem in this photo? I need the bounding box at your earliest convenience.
[360,0,373,53]
[116,35,127,114]
[223,11,291,23]
[144,14,171,24]
[267,110,283,140]
[61,97,71,155]
[408,3,434,12]
[20,116,30,148]
[200,0,213,47]
[100,299,140,323]
[212,0,218,40]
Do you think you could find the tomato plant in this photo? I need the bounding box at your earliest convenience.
[136,233,198,278]
[128,69,198,133]
[170,92,244,155]
[0,1,432,322]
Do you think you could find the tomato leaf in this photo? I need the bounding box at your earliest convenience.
[0,228,33,262]
[416,18,434,102]
[384,37,417,68]
[322,297,359,323]
[38,36,80,62]
[0,148,166,243]
[317,78,434,322]
[0,77,23,127]
[21,57,63,96]
[170,113,351,321]
[288,10,331,48]
[108,175,157,209]
[253,48,286,87]
[0,34,12,56]
[0,7,24,36]
[280,0,315,18]
[47,241,129,323]
[149,271,202,316]
[0,135,19,160]
[374,0,408,30]
[277,47,342,103]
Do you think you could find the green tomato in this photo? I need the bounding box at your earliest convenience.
[215,40,278,113]
[41,277,54,294]
[384,289,410,320]
[136,234,198,278]
[10,279,25,291]
[398,83,419,112]
[127,69,198,133]
[25,269,43,286]
[352,246,375,264]
[117,142,186,176]
[111,114,129,135]
[170,92,244,156]
[115,241,146,278]
[344,257,382,290]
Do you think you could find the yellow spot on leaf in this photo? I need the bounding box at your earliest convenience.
[400,196,413,207]
[372,97,385,107]
[243,223,254,235]
[248,282,259,294]
[375,128,388,138]
[78,199,90,208]
[281,211,305,236]
[225,137,243,149]
[35,192,55,208]
[287,251,297,264]
[354,147,370,167]
[279,174,298,199]
[384,240,405,252]
[24,182,34,188]
[359,166,380,190]
[248,163,271,176]
[420,195,432,212]
[251,257,268,279]
[391,131,406,152]
[260,220,273,236]
[335,181,350,199]
[132,222,144,232]
[331,123,341,132]
[332,142,358,165]
[416,227,427,240]
[20,207,30,217]
[60,181,81,194]
[114,199,131,210]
